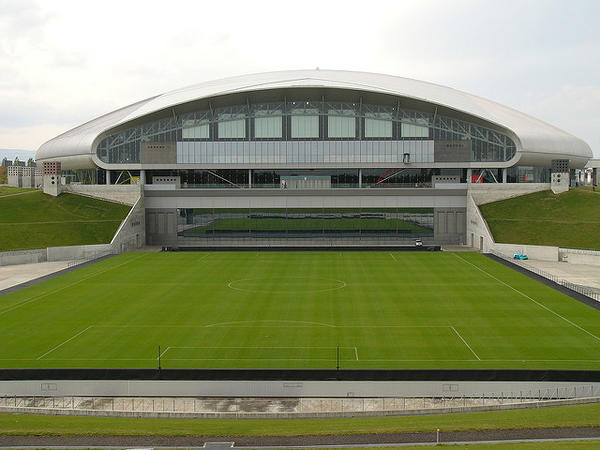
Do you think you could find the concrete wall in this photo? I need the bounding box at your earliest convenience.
[110,196,145,252]
[561,249,600,266]
[62,184,141,206]
[46,244,112,262]
[494,243,559,261]
[0,249,47,266]
[468,183,549,206]
[0,379,598,398]
[466,194,496,251]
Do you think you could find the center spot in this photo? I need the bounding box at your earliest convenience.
[228,276,346,294]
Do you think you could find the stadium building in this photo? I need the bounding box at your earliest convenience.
[35,70,593,248]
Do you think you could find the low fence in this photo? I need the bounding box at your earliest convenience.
[490,249,600,302]
[0,386,596,418]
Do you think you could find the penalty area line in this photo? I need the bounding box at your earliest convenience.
[37,325,94,360]
[453,253,600,345]
[451,326,480,360]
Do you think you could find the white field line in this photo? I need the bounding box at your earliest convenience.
[389,252,398,262]
[0,358,600,363]
[90,324,451,329]
[166,346,353,349]
[4,358,600,362]
[204,320,336,328]
[453,253,600,344]
[159,346,171,359]
[355,347,359,361]
[451,326,480,360]
[37,326,94,360]
[0,253,147,317]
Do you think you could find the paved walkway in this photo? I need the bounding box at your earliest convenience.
[524,259,600,291]
[0,260,80,291]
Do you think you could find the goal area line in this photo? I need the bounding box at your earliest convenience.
[159,346,360,361]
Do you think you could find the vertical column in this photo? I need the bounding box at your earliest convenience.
[248,169,252,189]
[140,170,146,185]
[502,168,507,183]
[466,168,472,184]
[358,168,362,188]
[106,170,111,185]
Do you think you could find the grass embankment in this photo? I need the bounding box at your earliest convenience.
[0,190,130,251]
[479,188,600,250]
[1,403,600,436]
[0,186,36,196]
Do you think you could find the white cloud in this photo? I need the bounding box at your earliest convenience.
[0,0,599,156]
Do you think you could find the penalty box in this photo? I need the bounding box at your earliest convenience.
[33,325,481,364]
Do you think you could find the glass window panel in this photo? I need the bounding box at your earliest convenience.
[182,120,209,139]
[365,113,392,138]
[401,118,429,138]
[255,116,282,138]
[218,113,246,139]
[328,110,355,138]
[291,113,319,138]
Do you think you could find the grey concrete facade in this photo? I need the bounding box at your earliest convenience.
[62,184,141,206]
[144,187,468,247]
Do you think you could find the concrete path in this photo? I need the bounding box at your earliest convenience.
[0,261,80,291]
[524,260,600,291]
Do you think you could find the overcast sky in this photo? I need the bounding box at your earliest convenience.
[1,0,599,156]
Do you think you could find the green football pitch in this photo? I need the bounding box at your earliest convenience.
[1,251,600,370]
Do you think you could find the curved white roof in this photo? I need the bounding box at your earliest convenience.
[36,69,592,168]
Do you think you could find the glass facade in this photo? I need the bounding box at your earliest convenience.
[177,207,434,240]
[507,166,551,183]
[97,100,517,165]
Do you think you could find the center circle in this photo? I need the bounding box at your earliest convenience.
[228,276,346,294]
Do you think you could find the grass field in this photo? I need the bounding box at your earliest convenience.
[1,251,600,370]
[0,186,36,196]
[480,188,600,250]
[0,190,130,251]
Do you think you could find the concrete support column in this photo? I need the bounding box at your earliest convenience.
[106,170,111,185]
[140,170,146,185]
[502,168,507,183]
[466,168,472,184]
[358,168,362,188]
[248,169,252,189]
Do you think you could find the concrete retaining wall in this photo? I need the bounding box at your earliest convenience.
[468,183,549,206]
[0,249,47,266]
[0,379,597,398]
[46,244,112,262]
[110,196,145,252]
[1,396,599,420]
[561,249,600,266]
[494,243,559,262]
[63,184,141,206]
